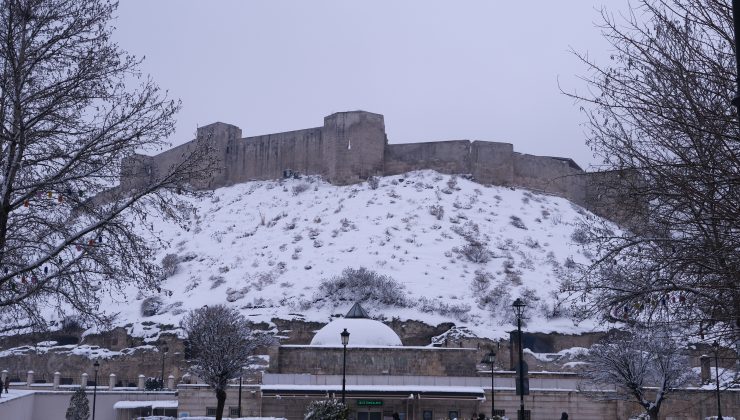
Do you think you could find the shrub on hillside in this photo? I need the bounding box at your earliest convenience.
[450,221,481,243]
[141,296,164,317]
[510,215,527,230]
[478,280,512,316]
[570,224,591,244]
[470,270,493,294]
[317,267,408,307]
[367,176,380,190]
[292,182,310,196]
[428,204,444,220]
[161,253,180,278]
[417,297,471,321]
[460,242,492,263]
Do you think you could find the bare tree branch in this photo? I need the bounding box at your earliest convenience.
[562,0,740,343]
[0,0,216,332]
[181,305,273,420]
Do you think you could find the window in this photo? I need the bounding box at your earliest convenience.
[153,407,177,417]
[206,407,217,416]
[493,409,506,417]
[517,410,531,420]
[357,412,382,420]
[229,407,240,417]
[448,411,458,420]
[423,411,433,420]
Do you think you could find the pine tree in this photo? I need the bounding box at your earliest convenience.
[65,388,90,420]
[304,399,348,420]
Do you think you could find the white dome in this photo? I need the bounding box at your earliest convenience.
[310,317,402,346]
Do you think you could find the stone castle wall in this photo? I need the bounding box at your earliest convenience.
[120,110,626,222]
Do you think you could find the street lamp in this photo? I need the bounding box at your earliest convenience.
[712,341,723,420]
[237,366,243,418]
[513,298,526,420]
[481,349,496,419]
[92,360,99,420]
[160,345,168,389]
[340,328,350,405]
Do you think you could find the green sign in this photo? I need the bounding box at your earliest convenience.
[357,400,383,406]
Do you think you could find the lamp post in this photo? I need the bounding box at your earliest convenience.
[160,345,168,389]
[712,341,723,420]
[340,328,350,405]
[92,360,99,420]
[481,349,496,419]
[237,366,243,418]
[513,298,526,420]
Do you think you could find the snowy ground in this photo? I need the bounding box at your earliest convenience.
[0,340,155,359]
[96,170,605,341]
[136,416,285,420]
[0,389,34,404]
[692,366,738,390]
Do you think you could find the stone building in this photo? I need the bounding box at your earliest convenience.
[2,310,738,420]
[178,302,739,420]
[260,302,484,420]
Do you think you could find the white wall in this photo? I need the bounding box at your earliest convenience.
[0,389,177,420]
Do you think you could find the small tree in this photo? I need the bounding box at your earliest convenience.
[304,399,348,420]
[181,305,272,420]
[65,388,90,420]
[578,327,693,420]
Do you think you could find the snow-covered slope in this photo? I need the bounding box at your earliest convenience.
[110,170,601,340]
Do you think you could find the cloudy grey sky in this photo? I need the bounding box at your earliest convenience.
[114,1,629,169]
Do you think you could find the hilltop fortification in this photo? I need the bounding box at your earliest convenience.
[121,110,629,222]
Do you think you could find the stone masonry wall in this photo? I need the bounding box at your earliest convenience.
[273,346,478,376]
[225,126,325,184]
[512,153,587,206]
[118,110,631,224]
[384,140,471,176]
[470,141,514,186]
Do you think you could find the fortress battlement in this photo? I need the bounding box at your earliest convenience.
[121,110,630,223]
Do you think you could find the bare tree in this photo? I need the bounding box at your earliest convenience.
[181,305,272,420]
[578,327,693,420]
[0,0,214,332]
[563,0,740,342]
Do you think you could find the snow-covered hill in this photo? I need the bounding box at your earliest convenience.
[110,170,603,341]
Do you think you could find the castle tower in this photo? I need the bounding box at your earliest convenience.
[322,111,386,184]
[196,122,242,188]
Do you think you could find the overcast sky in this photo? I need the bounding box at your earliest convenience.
[113,1,630,169]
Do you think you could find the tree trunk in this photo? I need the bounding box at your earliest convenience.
[647,406,660,420]
[215,388,227,420]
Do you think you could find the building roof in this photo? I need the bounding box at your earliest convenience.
[310,304,402,346]
[261,384,485,399]
[113,400,178,409]
[345,302,370,318]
